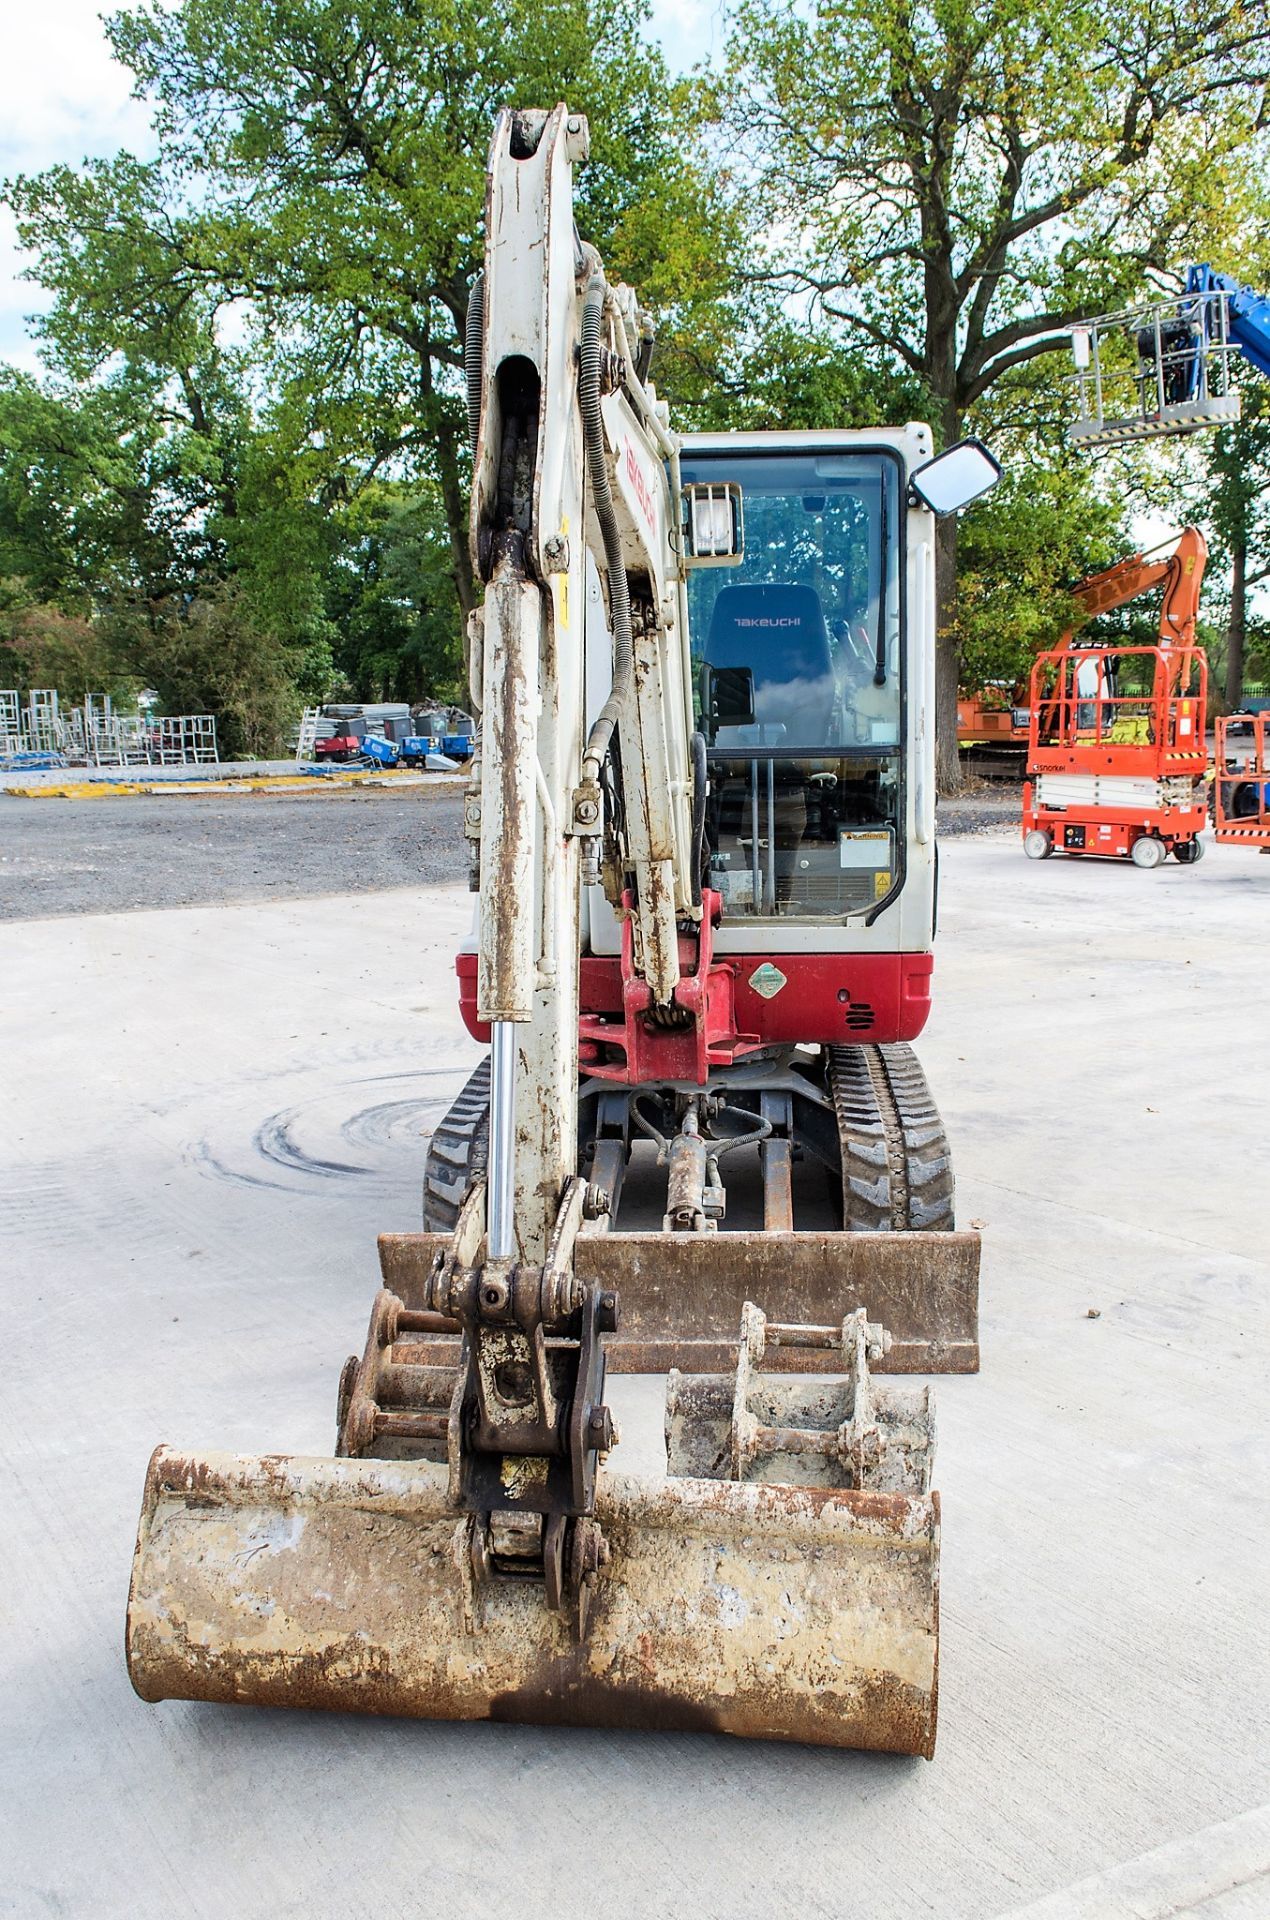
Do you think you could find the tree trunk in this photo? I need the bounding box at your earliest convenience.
[436,418,476,621]
[1226,520,1246,711]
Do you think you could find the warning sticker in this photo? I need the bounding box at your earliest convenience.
[749,963,787,999]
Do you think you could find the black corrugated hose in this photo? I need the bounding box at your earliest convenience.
[465,273,485,455]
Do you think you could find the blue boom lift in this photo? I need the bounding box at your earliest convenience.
[1067,263,1270,448]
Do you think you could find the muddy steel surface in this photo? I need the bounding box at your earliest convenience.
[2,836,1269,1919]
[0,786,468,920]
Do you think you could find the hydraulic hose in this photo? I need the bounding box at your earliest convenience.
[706,1104,773,1156]
[631,1096,671,1160]
[579,268,634,776]
[464,273,486,719]
[690,730,708,909]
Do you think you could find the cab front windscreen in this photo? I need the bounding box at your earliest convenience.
[680,447,903,919]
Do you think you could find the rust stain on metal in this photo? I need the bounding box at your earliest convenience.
[126,1448,939,1756]
[760,1138,794,1232]
[578,1230,979,1374]
[374,1228,980,1374]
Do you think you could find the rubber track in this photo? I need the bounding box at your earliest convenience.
[422,1056,491,1233]
[826,1043,956,1232]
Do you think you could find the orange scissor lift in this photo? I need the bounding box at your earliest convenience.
[1022,527,1210,868]
[1023,646,1208,865]
[1213,712,1270,850]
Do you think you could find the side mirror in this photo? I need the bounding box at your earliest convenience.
[909,438,1001,516]
[701,662,756,732]
[683,482,744,566]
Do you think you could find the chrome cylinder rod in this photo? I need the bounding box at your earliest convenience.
[487,1020,518,1259]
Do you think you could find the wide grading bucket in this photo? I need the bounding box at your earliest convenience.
[378,1227,981,1374]
[127,1444,939,1754]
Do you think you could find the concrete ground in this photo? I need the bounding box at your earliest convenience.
[2,831,1268,1918]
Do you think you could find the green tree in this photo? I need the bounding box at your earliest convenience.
[955,456,1132,693]
[10,0,737,633]
[680,318,929,433]
[0,366,223,608]
[0,594,133,705]
[115,579,302,757]
[720,0,1270,781]
[326,486,463,702]
[0,356,333,740]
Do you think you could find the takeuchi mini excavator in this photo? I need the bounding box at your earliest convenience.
[125,106,1000,1756]
[1022,528,1209,867]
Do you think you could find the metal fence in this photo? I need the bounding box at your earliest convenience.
[0,690,219,768]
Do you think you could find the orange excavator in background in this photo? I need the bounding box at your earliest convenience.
[1054,525,1208,647]
[958,527,1208,777]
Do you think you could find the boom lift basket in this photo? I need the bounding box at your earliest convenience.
[1066,279,1241,448]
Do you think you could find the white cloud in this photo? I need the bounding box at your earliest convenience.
[0,0,156,367]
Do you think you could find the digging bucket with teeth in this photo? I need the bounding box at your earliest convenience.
[127,1287,942,1755]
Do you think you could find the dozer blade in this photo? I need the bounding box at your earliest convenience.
[127,1444,938,1754]
[378,1227,980,1374]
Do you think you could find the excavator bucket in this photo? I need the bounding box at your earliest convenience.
[127,1307,941,1754]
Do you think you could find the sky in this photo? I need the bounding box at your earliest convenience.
[0,0,727,371]
[0,1,157,369]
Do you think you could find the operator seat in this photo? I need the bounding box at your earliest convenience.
[705,582,836,747]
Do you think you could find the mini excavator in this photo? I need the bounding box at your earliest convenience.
[125,105,1000,1755]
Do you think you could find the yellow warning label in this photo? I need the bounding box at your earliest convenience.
[499,1455,549,1499]
[874,869,892,900]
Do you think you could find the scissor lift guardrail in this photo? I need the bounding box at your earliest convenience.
[1213,713,1270,849]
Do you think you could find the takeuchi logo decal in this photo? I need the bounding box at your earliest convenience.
[623,438,657,535]
[735,617,801,628]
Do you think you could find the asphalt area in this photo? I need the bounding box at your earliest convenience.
[0,785,469,920]
[0,782,1015,921]
[2,810,1268,1918]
